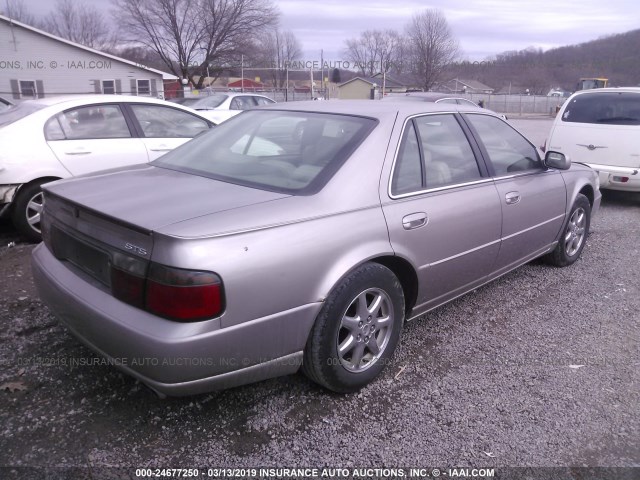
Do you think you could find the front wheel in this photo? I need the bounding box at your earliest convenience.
[11,181,47,243]
[545,193,591,267]
[302,263,405,392]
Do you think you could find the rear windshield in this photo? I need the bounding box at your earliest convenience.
[562,92,640,125]
[152,110,377,194]
[190,94,228,109]
[0,101,45,128]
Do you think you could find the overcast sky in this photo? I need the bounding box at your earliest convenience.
[20,0,640,60]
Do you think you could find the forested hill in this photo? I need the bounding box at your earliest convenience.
[451,29,640,94]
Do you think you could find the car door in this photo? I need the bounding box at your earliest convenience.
[381,113,503,315]
[125,103,212,161]
[45,103,148,176]
[463,113,567,276]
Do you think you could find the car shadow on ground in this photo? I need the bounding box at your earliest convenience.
[600,190,640,207]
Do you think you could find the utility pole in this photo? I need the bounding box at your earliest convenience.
[310,67,314,99]
[241,55,244,93]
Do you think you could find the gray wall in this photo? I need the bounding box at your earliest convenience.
[0,19,165,101]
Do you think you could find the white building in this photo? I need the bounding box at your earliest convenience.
[0,14,176,102]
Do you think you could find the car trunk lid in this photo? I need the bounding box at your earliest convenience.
[43,164,291,232]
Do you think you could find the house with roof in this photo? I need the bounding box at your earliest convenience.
[439,78,494,94]
[0,14,176,102]
[227,78,266,92]
[338,75,409,100]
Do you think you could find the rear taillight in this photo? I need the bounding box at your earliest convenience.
[109,252,224,322]
[111,251,146,308]
[146,263,223,321]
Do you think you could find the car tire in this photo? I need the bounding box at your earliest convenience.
[11,181,46,243]
[545,193,591,267]
[302,263,405,393]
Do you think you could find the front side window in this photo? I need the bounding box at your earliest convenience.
[45,104,131,140]
[137,79,151,96]
[130,104,210,138]
[466,114,541,176]
[561,92,640,125]
[391,114,482,194]
[153,110,377,194]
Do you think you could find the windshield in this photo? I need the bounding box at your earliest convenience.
[152,110,377,194]
[190,94,228,109]
[169,97,201,107]
[0,101,46,128]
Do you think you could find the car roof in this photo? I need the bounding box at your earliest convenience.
[571,87,640,96]
[17,95,186,107]
[6,94,214,124]
[261,99,484,119]
[223,92,273,98]
[384,92,464,102]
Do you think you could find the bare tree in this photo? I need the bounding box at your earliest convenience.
[2,0,37,25]
[344,29,403,77]
[254,28,302,88]
[198,0,279,86]
[41,0,114,49]
[112,0,203,84]
[405,9,459,91]
[113,0,278,87]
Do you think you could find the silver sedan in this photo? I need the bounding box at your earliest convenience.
[32,100,601,396]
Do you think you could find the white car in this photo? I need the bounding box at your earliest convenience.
[544,87,640,191]
[0,95,215,241]
[383,92,508,120]
[185,93,276,123]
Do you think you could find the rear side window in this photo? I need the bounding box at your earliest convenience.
[45,105,131,140]
[230,96,257,110]
[562,92,640,125]
[391,114,482,195]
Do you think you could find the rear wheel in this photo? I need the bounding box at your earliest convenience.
[545,193,591,267]
[11,181,47,243]
[303,263,405,392]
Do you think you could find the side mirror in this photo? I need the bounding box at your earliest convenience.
[544,151,571,170]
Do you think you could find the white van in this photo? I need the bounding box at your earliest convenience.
[544,87,640,191]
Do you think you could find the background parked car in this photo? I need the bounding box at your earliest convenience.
[0,95,215,241]
[183,92,276,123]
[32,101,600,396]
[543,87,640,191]
[384,92,508,120]
[167,97,201,107]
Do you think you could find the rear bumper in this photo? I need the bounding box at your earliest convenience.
[32,244,320,396]
[585,163,640,192]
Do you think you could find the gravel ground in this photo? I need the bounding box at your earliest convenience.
[0,118,638,476]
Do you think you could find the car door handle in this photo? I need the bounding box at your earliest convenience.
[64,150,91,155]
[402,212,428,230]
[149,146,173,152]
[505,191,521,205]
